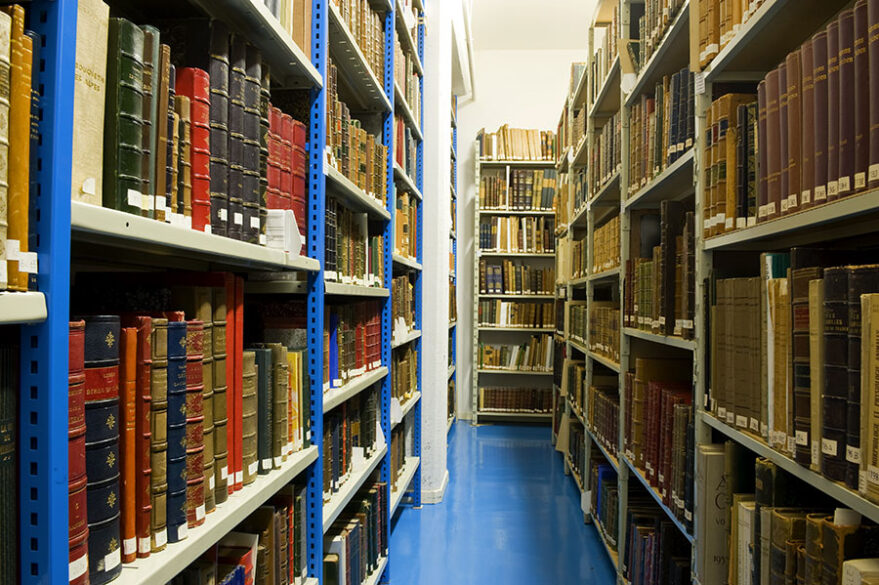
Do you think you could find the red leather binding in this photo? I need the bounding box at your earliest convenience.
[68,473,88,540]
[84,365,120,402]
[69,528,89,585]
[225,273,238,493]
[233,275,244,491]
[176,67,211,231]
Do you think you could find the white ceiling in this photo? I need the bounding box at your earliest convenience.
[471,0,595,51]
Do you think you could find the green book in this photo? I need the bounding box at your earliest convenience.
[140,25,160,219]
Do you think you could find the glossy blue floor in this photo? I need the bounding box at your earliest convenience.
[389,422,617,584]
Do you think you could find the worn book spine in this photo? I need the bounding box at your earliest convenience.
[813,30,830,204]
[792,268,821,467]
[212,286,229,504]
[778,63,790,215]
[124,315,152,558]
[166,63,177,218]
[227,36,246,241]
[838,9,856,198]
[861,293,879,501]
[827,20,841,200]
[140,26,159,219]
[786,51,801,213]
[102,18,144,218]
[210,20,230,236]
[870,0,879,187]
[757,81,768,222]
[242,350,258,484]
[119,327,137,563]
[149,317,169,552]
[185,320,206,529]
[165,319,187,543]
[854,0,870,193]
[176,67,211,232]
[154,44,170,221]
[823,267,849,482]
[174,95,192,225]
[800,39,815,210]
[809,279,825,474]
[765,68,781,221]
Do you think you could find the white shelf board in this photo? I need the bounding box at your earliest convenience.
[478,293,555,299]
[323,367,389,412]
[190,0,321,90]
[588,350,620,373]
[572,136,589,168]
[569,275,590,288]
[391,329,421,349]
[621,454,694,543]
[592,516,621,570]
[477,326,556,333]
[0,291,47,324]
[624,0,691,108]
[115,446,317,585]
[570,203,589,229]
[588,266,620,283]
[393,163,423,201]
[585,426,620,472]
[477,252,556,258]
[588,56,621,119]
[325,163,392,220]
[398,391,421,422]
[322,443,388,533]
[568,337,588,355]
[478,209,555,216]
[390,456,421,516]
[590,170,621,208]
[392,254,423,271]
[71,201,320,272]
[363,556,389,585]
[327,1,392,112]
[325,282,390,298]
[701,411,879,526]
[394,81,424,142]
[624,149,695,210]
[476,369,552,376]
[624,327,695,351]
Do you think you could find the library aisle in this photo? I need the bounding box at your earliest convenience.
[390,423,616,584]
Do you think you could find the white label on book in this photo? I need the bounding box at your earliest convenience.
[123,537,136,555]
[19,252,37,274]
[869,465,879,484]
[829,180,839,197]
[717,406,727,419]
[250,216,260,229]
[871,164,879,183]
[725,217,734,230]
[787,436,796,454]
[855,173,867,190]
[138,536,151,555]
[259,233,267,245]
[581,490,591,514]
[204,224,211,235]
[262,458,272,471]
[248,461,259,476]
[658,473,665,483]
[127,189,142,209]
[703,218,711,230]
[839,176,851,193]
[234,212,243,225]
[645,461,653,473]
[748,216,757,227]
[220,466,228,480]
[796,430,808,446]
[694,72,706,95]
[218,208,228,221]
[144,194,154,211]
[812,441,820,467]
[103,548,120,571]
[685,510,693,522]
[736,415,748,428]
[69,552,88,580]
[6,239,19,260]
[658,316,666,326]
[196,504,205,521]
[822,438,838,456]
[177,523,188,539]
[81,177,97,196]
[154,529,167,548]
[815,185,827,201]
[736,217,747,229]
[209,474,215,490]
[847,445,861,464]
[781,199,789,213]
[750,418,760,433]
[801,190,811,204]
[761,422,768,438]
[235,470,243,484]
[727,411,735,425]
[274,456,283,468]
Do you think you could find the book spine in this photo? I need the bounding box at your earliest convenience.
[823,267,848,482]
[827,20,841,200]
[149,317,168,552]
[838,9,856,198]
[140,26,159,219]
[185,320,206,529]
[177,67,212,232]
[786,51,801,214]
[800,39,815,209]
[870,0,879,187]
[855,0,870,193]
[813,31,830,204]
[119,327,137,562]
[68,320,87,582]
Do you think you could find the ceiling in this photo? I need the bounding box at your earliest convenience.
[470,0,595,51]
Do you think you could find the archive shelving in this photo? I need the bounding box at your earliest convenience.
[471,156,556,424]
[11,0,429,583]
[449,95,459,435]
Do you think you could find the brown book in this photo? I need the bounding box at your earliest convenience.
[827,19,841,200]
[150,317,169,552]
[854,0,870,193]
[765,68,781,221]
[792,267,822,466]
[779,62,790,215]
[823,267,848,482]
[870,0,879,188]
[757,80,769,221]
[119,327,137,563]
[155,44,170,222]
[800,39,815,209]
[785,51,801,213]
[838,9,856,198]
[813,30,830,204]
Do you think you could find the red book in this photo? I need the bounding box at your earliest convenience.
[765,67,781,221]
[69,319,88,581]
[119,327,137,563]
[813,30,830,203]
[176,67,212,231]
[234,276,244,491]
[854,0,869,193]
[869,0,879,187]
[827,19,841,200]
[838,9,856,197]
[280,113,294,207]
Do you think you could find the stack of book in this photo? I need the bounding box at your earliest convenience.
[627,68,695,198]
[592,215,621,274]
[395,114,419,180]
[324,198,385,286]
[477,299,554,329]
[635,0,686,72]
[588,377,620,460]
[478,259,555,295]
[324,480,388,584]
[589,301,620,364]
[476,125,555,161]
[323,301,382,392]
[478,386,552,413]
[478,216,555,253]
[322,388,379,497]
[477,335,554,372]
[591,112,621,195]
[330,0,385,79]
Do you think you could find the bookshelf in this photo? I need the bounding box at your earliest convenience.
[449,95,458,435]
[15,0,428,583]
[472,155,557,424]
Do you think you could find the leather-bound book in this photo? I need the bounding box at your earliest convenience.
[251,347,273,474]
[854,0,870,193]
[828,19,841,200]
[177,67,211,231]
[165,318,187,542]
[102,17,144,217]
[800,39,815,209]
[813,30,830,205]
[185,320,206,528]
[659,200,683,335]
[243,45,261,210]
[149,317,168,552]
[242,350,258,484]
[821,518,879,584]
[846,266,879,489]
[269,343,288,467]
[212,285,228,504]
[210,21,230,237]
[119,327,137,562]
[757,80,769,222]
[823,267,849,482]
[71,0,108,207]
[140,26,160,219]
[227,36,246,241]
[258,66,270,243]
[778,62,790,215]
[791,267,823,466]
[166,63,177,217]
[765,68,781,221]
[0,13,9,291]
[838,9,856,198]
[154,44,170,221]
[68,321,88,583]
[82,315,122,584]
[175,95,192,222]
[2,6,30,291]
[870,0,879,188]
[202,337,215,513]
[232,276,244,491]
[863,293,879,503]
[785,50,801,213]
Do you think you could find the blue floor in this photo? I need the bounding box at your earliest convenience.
[389,422,618,584]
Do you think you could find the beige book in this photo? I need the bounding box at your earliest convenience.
[0,11,10,290]
[768,277,791,452]
[71,0,109,205]
[809,279,825,472]
[862,294,879,502]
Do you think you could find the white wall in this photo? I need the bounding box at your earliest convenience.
[456,45,587,417]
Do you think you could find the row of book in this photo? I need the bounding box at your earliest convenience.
[447,380,456,420]
[568,301,587,345]
[623,357,694,529]
[590,8,619,102]
[590,113,621,197]
[587,379,620,462]
[572,107,587,154]
[622,491,691,585]
[697,0,765,69]
[394,190,418,261]
[477,216,556,254]
[449,282,456,321]
[477,259,555,296]
[563,359,586,419]
[477,169,559,211]
[568,421,586,487]
[573,168,588,215]
[449,198,456,232]
[262,0,311,61]
[589,460,619,552]
[73,8,311,249]
[634,0,686,74]
[477,334,554,372]
[391,275,415,338]
[323,301,382,392]
[476,125,556,161]
[395,115,419,184]
[322,387,380,498]
[554,175,571,228]
[623,204,696,339]
[391,345,417,404]
[394,38,421,124]
[557,63,586,157]
[477,300,554,329]
[324,197,385,286]
[327,60,389,205]
[593,215,621,274]
[330,0,386,84]
[390,425,409,492]
[705,3,879,236]
[589,302,621,365]
[477,386,552,414]
[627,69,695,199]
[324,479,388,585]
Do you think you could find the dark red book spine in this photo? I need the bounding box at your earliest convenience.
[800,39,815,209]
[854,0,870,192]
[234,275,244,491]
[69,320,88,582]
[813,30,830,203]
[129,316,153,558]
[176,67,212,231]
[786,50,802,213]
[869,0,879,187]
[827,19,841,200]
[765,68,781,220]
[838,9,856,197]
[778,63,790,215]
[757,80,769,221]
[119,327,137,563]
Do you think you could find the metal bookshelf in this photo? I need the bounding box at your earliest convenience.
[471,156,557,425]
[20,0,429,582]
[449,95,459,436]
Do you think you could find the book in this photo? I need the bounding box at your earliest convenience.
[323,300,382,391]
[477,299,554,329]
[477,387,552,414]
[322,386,379,497]
[476,125,556,161]
[477,335,553,372]
[478,215,556,254]
[119,326,137,562]
[68,321,88,581]
[592,216,620,273]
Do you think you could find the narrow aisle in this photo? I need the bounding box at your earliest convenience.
[390,423,617,584]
